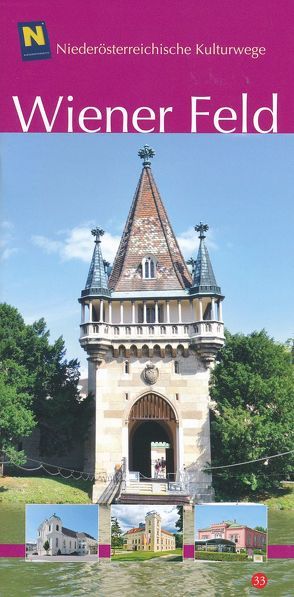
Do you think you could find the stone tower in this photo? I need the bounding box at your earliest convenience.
[145,511,161,551]
[79,145,225,504]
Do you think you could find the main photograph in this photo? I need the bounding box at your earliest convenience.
[1,134,293,508]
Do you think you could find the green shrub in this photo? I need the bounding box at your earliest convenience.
[195,551,248,562]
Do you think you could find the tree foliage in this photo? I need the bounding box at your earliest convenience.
[43,540,50,554]
[210,330,294,498]
[175,506,183,547]
[111,517,123,553]
[255,526,267,533]
[0,303,92,464]
[175,506,183,532]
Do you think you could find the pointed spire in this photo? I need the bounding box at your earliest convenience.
[190,222,221,295]
[82,227,110,297]
[109,151,192,291]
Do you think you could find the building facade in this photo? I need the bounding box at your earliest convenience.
[198,520,267,553]
[36,514,98,556]
[79,146,225,503]
[123,511,176,552]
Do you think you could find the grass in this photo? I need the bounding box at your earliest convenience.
[0,475,92,504]
[261,483,294,510]
[214,483,294,510]
[111,548,182,561]
[0,475,293,508]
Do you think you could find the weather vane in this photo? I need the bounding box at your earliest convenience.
[138,144,155,168]
[187,257,196,274]
[91,227,104,243]
[195,222,209,239]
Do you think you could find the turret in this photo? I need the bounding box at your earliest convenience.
[79,227,111,359]
[188,222,225,364]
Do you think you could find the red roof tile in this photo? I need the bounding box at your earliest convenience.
[109,167,192,291]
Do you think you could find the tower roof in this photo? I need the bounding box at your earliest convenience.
[82,227,110,298]
[190,223,221,295]
[109,146,192,292]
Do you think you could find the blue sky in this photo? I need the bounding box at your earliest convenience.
[111,505,180,533]
[1,134,293,373]
[195,504,267,533]
[25,504,98,542]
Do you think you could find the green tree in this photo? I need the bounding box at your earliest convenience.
[210,330,294,498]
[175,506,183,532]
[43,540,50,555]
[175,506,183,547]
[0,303,92,465]
[0,363,36,465]
[111,517,123,554]
[255,526,267,533]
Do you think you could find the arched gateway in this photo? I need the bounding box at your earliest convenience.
[128,394,177,479]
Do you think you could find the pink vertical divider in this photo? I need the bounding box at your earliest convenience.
[0,544,26,557]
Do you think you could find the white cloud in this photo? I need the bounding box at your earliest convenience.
[32,235,63,254]
[177,227,218,259]
[111,505,179,533]
[0,221,18,261]
[1,247,18,261]
[1,220,14,231]
[32,226,121,263]
[31,224,217,265]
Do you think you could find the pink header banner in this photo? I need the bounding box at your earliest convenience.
[1,0,294,132]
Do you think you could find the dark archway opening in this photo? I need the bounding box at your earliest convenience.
[130,421,174,479]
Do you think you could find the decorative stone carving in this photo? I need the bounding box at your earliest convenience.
[143,362,159,385]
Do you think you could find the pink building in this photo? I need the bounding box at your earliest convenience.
[198,520,266,553]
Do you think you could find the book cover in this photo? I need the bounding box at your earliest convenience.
[0,1,293,594]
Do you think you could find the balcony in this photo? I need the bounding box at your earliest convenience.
[80,320,224,343]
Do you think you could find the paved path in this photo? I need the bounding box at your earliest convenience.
[27,555,98,562]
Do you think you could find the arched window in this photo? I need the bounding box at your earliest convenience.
[142,256,156,279]
[119,345,126,358]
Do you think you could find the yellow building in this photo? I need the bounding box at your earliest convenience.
[123,511,176,552]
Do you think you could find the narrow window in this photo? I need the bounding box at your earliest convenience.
[147,306,155,323]
[150,259,155,278]
[142,256,156,279]
[124,360,129,374]
[174,361,180,374]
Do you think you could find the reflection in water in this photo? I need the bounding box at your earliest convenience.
[0,559,293,597]
[0,506,293,595]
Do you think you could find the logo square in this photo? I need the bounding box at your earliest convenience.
[18,21,51,61]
